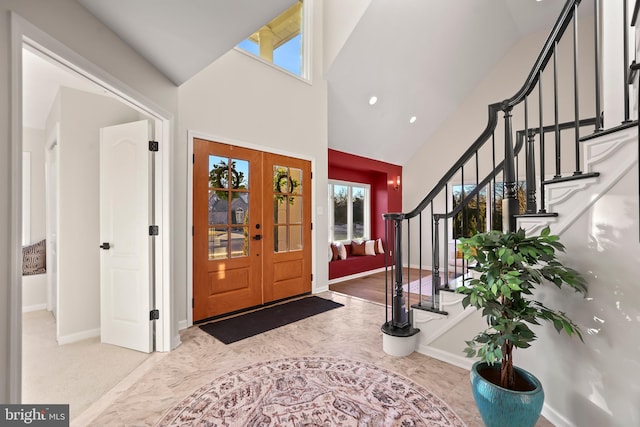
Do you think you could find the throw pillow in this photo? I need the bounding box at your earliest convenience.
[351,240,366,256]
[336,242,347,260]
[376,238,384,254]
[330,243,339,261]
[22,239,46,276]
[364,240,376,256]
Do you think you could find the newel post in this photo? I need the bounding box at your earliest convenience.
[381,212,420,357]
[386,213,407,328]
[502,102,519,232]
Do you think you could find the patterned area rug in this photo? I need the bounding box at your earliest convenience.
[156,356,467,426]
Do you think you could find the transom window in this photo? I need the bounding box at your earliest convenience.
[236,0,307,78]
[328,180,370,242]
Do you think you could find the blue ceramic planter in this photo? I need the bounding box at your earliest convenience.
[470,361,544,427]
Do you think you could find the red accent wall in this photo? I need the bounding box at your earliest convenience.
[328,149,402,279]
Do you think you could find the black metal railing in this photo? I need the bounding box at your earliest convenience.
[382,0,638,330]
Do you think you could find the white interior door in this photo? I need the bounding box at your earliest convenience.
[100,120,152,353]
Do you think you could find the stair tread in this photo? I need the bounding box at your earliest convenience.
[542,172,600,185]
[514,212,559,218]
[579,120,637,142]
[410,303,448,316]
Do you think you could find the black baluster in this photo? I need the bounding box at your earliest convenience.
[539,70,547,213]
[553,43,561,178]
[573,6,582,175]
[624,0,631,123]
[418,212,423,300]
[432,214,441,311]
[492,133,496,229]
[526,130,537,213]
[594,0,603,131]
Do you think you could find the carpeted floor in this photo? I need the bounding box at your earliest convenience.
[156,356,466,426]
[22,310,150,420]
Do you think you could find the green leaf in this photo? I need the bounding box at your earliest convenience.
[470,293,478,307]
[563,321,574,336]
[457,226,586,368]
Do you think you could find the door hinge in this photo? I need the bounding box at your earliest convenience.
[192,298,194,308]
[192,226,194,236]
[192,153,195,164]
[310,273,313,281]
[149,225,159,236]
[149,140,159,152]
[310,171,313,179]
[311,222,313,230]
[150,309,159,320]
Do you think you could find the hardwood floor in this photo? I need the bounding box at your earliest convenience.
[329,268,433,305]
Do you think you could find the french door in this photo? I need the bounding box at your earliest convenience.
[193,139,312,322]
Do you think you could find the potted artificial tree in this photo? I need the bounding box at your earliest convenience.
[457,226,587,427]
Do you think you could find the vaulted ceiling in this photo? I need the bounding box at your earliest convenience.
[27,0,569,165]
[326,0,566,165]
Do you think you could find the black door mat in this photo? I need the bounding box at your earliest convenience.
[199,296,344,344]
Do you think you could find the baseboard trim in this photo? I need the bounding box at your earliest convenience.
[22,303,47,313]
[416,344,475,371]
[58,328,100,345]
[541,402,574,427]
[177,320,188,331]
[313,284,329,293]
[172,334,182,350]
[327,267,386,285]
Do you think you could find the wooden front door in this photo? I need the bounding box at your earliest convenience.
[193,139,312,321]
[262,153,312,303]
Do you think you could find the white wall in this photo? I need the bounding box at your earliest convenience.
[22,127,46,243]
[51,87,140,342]
[517,161,640,427]
[177,0,327,326]
[0,0,179,402]
[323,0,371,74]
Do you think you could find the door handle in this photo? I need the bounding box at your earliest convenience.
[100,242,111,250]
[252,234,262,241]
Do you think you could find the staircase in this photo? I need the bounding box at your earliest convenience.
[408,121,638,371]
[380,0,640,411]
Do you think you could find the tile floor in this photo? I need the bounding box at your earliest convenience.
[75,292,553,426]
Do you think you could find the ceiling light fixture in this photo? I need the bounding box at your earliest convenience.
[369,96,378,105]
[409,116,417,124]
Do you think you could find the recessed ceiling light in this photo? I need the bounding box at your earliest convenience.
[409,116,417,124]
[369,96,378,105]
